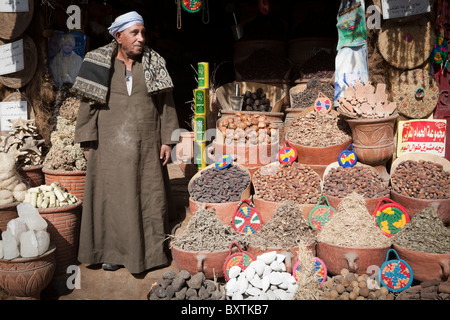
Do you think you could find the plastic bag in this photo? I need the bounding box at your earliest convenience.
[336,0,367,50]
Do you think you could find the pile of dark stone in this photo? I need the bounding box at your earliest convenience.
[147,270,226,300]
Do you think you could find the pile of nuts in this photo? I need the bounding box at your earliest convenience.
[391,160,450,199]
[323,166,389,199]
[189,165,250,203]
[217,112,279,145]
[286,111,351,147]
[148,270,225,300]
[320,268,395,300]
[253,163,321,204]
[242,88,272,112]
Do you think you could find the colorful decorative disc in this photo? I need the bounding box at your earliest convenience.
[309,195,336,231]
[293,257,327,286]
[373,199,409,237]
[431,34,448,64]
[182,0,203,13]
[233,200,262,234]
[259,0,270,15]
[278,140,298,164]
[215,154,233,170]
[314,92,332,113]
[338,144,357,168]
[379,249,413,292]
[223,243,255,281]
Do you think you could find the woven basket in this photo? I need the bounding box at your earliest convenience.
[378,16,434,70]
[0,0,34,40]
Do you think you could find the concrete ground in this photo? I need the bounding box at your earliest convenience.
[41,162,195,300]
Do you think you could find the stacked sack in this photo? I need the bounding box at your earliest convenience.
[0,152,27,206]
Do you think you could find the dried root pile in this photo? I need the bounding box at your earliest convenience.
[250,201,316,250]
[317,192,391,248]
[170,208,250,252]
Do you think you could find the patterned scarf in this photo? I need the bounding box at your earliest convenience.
[71,40,173,105]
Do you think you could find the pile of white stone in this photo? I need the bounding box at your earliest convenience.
[0,202,50,259]
[225,251,298,300]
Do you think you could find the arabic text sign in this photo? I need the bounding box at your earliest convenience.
[0,39,24,75]
[381,0,430,19]
[398,119,447,157]
[0,100,27,131]
[0,0,29,12]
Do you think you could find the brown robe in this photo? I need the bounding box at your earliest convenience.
[74,57,179,273]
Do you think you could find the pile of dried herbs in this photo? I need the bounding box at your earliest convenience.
[394,207,450,254]
[249,201,316,250]
[170,208,250,252]
[317,193,391,248]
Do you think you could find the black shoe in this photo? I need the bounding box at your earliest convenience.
[102,263,121,271]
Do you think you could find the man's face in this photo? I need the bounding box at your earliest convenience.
[116,23,145,58]
[62,41,74,55]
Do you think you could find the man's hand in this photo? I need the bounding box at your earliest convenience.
[160,144,172,166]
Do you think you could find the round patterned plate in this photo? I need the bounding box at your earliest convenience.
[309,196,336,231]
[373,198,409,237]
[379,249,413,292]
[338,144,357,168]
[278,140,297,164]
[215,154,233,170]
[232,200,262,234]
[293,257,327,286]
[223,242,255,281]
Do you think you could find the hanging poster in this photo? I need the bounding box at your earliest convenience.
[0,100,27,131]
[0,39,24,76]
[48,31,85,86]
[397,119,447,157]
[0,0,29,12]
[381,0,430,20]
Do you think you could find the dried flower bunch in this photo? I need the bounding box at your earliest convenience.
[0,118,46,168]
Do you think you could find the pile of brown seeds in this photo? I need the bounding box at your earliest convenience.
[286,111,351,147]
[391,160,450,199]
[252,163,321,204]
[323,166,389,199]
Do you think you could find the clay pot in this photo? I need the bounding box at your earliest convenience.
[189,198,243,226]
[344,114,399,166]
[42,168,86,201]
[393,244,450,282]
[316,242,391,276]
[324,194,389,217]
[291,138,353,166]
[170,245,229,279]
[38,201,82,276]
[188,162,252,225]
[390,153,450,225]
[390,190,450,225]
[18,164,44,188]
[247,243,316,274]
[0,244,56,300]
[0,202,19,234]
[252,196,315,224]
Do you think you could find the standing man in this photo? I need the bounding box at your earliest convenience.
[72,11,180,273]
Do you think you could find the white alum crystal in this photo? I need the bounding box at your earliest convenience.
[20,231,39,258]
[17,202,48,231]
[2,230,19,260]
[0,240,3,259]
[35,230,50,255]
[6,217,29,242]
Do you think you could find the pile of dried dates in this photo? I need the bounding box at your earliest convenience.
[323,166,389,199]
[189,165,250,203]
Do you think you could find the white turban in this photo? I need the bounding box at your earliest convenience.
[108,11,144,38]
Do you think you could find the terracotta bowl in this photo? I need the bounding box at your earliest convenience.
[252,196,315,224]
[18,164,44,188]
[290,138,353,166]
[170,244,230,279]
[324,194,390,217]
[247,243,316,274]
[390,190,450,225]
[0,244,56,299]
[188,198,243,226]
[393,244,450,282]
[316,242,391,276]
[0,202,19,234]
